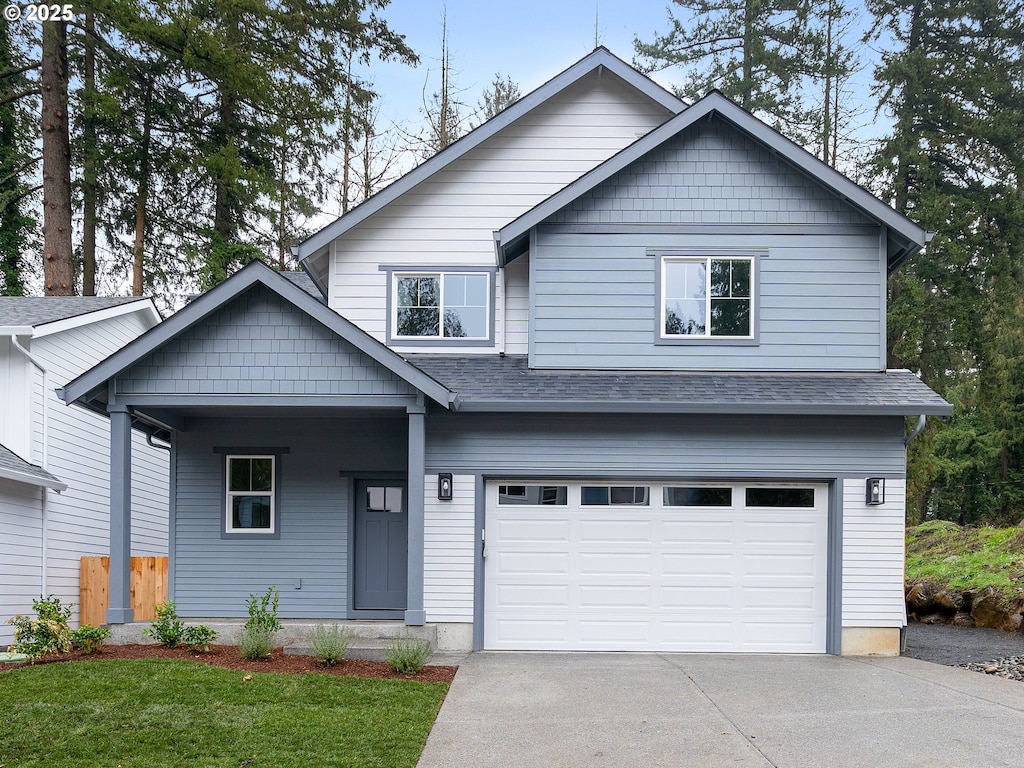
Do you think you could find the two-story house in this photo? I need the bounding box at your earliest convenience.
[60,49,950,656]
[1,297,169,646]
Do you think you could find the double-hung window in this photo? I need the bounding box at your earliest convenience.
[393,272,489,340]
[226,455,275,534]
[661,256,753,339]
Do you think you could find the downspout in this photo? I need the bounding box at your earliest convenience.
[904,415,927,446]
[11,335,51,596]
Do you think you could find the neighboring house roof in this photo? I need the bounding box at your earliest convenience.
[293,47,685,277]
[494,90,928,272]
[409,355,953,417]
[0,442,66,490]
[0,296,159,334]
[60,260,455,412]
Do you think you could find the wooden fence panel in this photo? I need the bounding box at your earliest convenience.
[80,556,168,625]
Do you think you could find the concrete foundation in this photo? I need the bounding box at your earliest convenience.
[841,626,901,656]
[434,622,474,651]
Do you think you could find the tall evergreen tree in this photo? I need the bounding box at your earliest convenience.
[633,0,822,136]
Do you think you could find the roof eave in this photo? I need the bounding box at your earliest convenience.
[454,400,954,417]
[0,465,67,491]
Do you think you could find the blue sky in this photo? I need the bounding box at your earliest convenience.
[364,1,675,125]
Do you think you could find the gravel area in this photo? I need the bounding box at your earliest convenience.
[904,621,1024,682]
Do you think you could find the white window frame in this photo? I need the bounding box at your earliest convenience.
[660,255,755,340]
[225,454,276,534]
[391,271,491,341]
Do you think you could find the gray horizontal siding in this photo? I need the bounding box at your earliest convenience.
[118,285,417,397]
[424,413,906,478]
[550,117,871,227]
[172,416,406,618]
[530,231,884,370]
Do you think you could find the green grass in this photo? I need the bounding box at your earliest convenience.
[0,658,447,768]
[906,520,1024,599]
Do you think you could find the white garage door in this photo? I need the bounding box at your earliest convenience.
[484,481,828,652]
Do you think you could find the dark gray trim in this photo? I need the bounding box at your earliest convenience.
[167,431,177,602]
[826,479,843,655]
[453,400,954,416]
[295,47,684,264]
[60,260,454,410]
[107,407,134,624]
[878,226,889,372]
[538,223,880,236]
[472,474,486,652]
[405,407,426,626]
[380,266,497,348]
[219,450,285,541]
[496,92,926,270]
[652,250,763,347]
[120,395,421,409]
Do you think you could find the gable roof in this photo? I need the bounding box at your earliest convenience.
[293,47,685,281]
[0,443,66,490]
[60,261,454,411]
[494,91,928,272]
[0,296,159,334]
[410,355,953,417]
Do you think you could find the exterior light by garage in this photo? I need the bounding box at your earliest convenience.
[866,478,885,506]
[438,473,453,501]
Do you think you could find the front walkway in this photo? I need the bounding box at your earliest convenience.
[417,653,1024,768]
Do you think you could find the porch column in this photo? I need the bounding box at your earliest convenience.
[405,403,426,625]
[107,405,134,624]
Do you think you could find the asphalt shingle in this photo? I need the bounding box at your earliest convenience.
[0,443,63,487]
[409,355,952,415]
[0,296,148,328]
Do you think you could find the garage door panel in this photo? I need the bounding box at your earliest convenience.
[578,585,653,608]
[495,584,569,608]
[578,552,651,575]
[496,551,570,575]
[579,519,653,542]
[662,553,734,576]
[485,481,827,653]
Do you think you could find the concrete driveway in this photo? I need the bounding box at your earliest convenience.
[417,653,1024,768]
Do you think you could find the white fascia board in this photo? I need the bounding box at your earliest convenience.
[0,466,67,491]
[0,326,35,336]
[295,47,685,262]
[32,298,162,338]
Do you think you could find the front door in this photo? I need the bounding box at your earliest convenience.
[353,481,408,611]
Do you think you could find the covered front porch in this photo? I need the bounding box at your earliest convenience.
[59,262,454,631]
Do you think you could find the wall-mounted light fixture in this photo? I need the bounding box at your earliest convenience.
[866,478,885,506]
[438,473,453,501]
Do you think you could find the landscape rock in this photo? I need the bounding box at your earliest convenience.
[934,589,963,613]
[906,582,937,612]
[970,587,1023,632]
[952,612,975,627]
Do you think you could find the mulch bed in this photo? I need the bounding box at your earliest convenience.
[3,644,457,684]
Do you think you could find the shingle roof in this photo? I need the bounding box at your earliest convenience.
[409,355,953,416]
[0,297,148,328]
[0,443,65,489]
[281,271,326,303]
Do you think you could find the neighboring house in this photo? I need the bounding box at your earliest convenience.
[61,49,951,656]
[0,297,169,645]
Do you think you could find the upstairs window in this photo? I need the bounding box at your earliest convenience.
[661,256,753,339]
[393,272,489,340]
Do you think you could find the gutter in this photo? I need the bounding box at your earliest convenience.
[904,414,927,446]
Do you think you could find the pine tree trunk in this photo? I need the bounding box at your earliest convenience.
[132,82,153,296]
[40,20,74,295]
[81,12,98,296]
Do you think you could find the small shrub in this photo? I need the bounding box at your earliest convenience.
[182,624,218,653]
[384,633,431,675]
[71,624,110,654]
[239,625,274,660]
[309,624,354,666]
[7,595,73,659]
[244,586,282,633]
[144,601,185,647]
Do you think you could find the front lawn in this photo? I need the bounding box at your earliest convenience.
[0,658,447,768]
